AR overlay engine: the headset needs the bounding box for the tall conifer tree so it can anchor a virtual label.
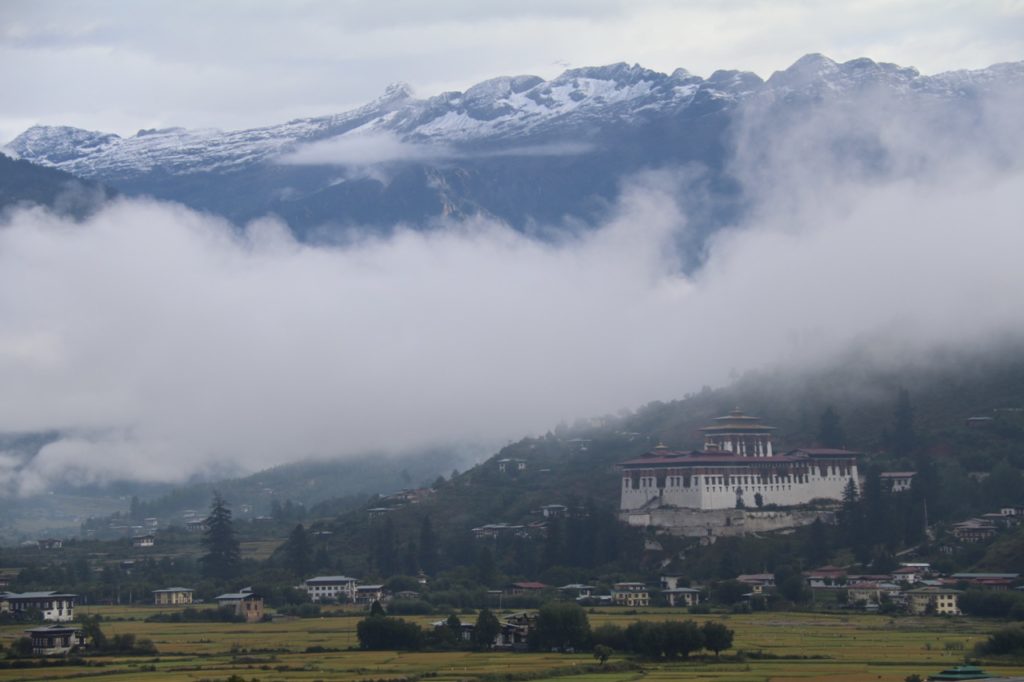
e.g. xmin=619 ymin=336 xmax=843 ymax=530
xmin=201 ymin=492 xmax=241 ymax=580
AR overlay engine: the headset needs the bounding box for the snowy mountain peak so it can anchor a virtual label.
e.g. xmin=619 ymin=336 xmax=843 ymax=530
xmin=9 ymin=55 xmax=1023 ymax=184
xmin=556 ymin=62 xmax=663 ymax=86
xmin=767 ymin=53 xmax=840 ymax=87
xmin=8 ymin=125 xmax=121 ymax=165
xmin=380 ymin=82 xmax=415 ymax=102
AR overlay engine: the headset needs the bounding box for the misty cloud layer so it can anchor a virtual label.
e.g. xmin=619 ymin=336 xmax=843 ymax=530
xmin=1 ymin=87 xmax=1023 ymax=495
xmin=279 ymin=130 xmax=594 ymax=167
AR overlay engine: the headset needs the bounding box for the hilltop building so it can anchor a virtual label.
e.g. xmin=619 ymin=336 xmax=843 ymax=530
xmin=619 ymin=409 xmax=860 ymax=536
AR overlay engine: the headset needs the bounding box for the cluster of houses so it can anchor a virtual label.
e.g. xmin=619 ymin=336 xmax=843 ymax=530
xmin=6 ymin=561 xmax=1020 ymax=656
xmin=948 ymin=506 xmax=1024 ymax=544
xmin=366 ymin=487 xmax=435 ymax=520
xmin=431 ymin=611 xmax=535 ymax=649
xmin=735 ymin=564 xmax=1022 ymax=615
xmin=470 ymin=503 xmax=574 ymax=541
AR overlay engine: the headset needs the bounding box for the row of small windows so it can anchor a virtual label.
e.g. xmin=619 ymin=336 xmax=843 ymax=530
xmin=625 ymin=467 xmax=853 ymax=490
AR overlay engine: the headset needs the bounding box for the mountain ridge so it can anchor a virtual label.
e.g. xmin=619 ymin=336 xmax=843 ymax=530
xmin=5 ymin=54 xmax=1022 ymax=241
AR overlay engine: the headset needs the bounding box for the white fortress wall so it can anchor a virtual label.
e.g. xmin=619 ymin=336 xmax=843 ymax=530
xmin=621 ymin=464 xmax=858 ymax=511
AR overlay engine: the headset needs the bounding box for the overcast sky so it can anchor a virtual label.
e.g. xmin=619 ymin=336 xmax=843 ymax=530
xmin=1 ymin=0 xmax=1022 ymax=142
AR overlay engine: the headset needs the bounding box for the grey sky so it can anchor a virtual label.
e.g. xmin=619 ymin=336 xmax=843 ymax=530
xmin=1 ymin=0 xmax=1022 ymax=142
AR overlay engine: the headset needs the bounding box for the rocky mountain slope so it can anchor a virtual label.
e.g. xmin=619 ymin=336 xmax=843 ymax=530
xmin=5 ymin=55 xmax=1022 ymax=240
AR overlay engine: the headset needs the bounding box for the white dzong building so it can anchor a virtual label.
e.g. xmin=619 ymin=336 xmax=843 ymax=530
xmin=619 ymin=409 xmax=859 ymax=512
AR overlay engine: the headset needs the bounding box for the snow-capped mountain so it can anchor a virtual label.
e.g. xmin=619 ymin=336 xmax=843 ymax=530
xmin=6 ymin=54 xmax=1022 ymax=239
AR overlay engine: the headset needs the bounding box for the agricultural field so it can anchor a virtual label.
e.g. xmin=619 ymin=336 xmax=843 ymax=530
xmin=1 ymin=607 xmax=1023 ymax=682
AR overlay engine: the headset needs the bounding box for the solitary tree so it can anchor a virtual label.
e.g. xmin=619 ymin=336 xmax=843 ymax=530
xmin=284 ymin=523 xmax=312 ymax=577
xmin=446 ymin=612 xmax=462 ymax=640
xmin=593 ymin=643 xmax=613 ymax=665
xmin=701 ymin=621 xmax=734 ymax=657
xmin=473 ymin=608 xmax=501 ymax=650
xmin=200 ymin=492 xmax=241 ymax=580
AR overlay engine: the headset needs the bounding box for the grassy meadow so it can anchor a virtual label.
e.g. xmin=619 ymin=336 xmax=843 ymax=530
xmin=1 ymin=607 xmax=1022 ymax=681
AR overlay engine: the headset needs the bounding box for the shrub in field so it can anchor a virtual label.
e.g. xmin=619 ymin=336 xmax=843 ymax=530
xmin=356 ymin=615 xmax=424 ymax=650
xmin=530 ymin=601 xmax=591 ymax=652
xmin=275 ymin=603 xmax=321 ymax=618
xmin=591 ymin=623 xmax=627 ymax=651
xmin=975 ymin=625 xmax=1024 ymax=657
xmin=959 ymin=590 xmax=1024 ymax=619
xmin=145 ymin=606 xmax=243 ymax=623
xmin=386 ymin=599 xmax=434 ymax=615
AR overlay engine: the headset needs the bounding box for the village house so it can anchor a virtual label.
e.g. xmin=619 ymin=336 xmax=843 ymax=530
xmin=980 ymin=511 xmax=1022 ymax=529
xmin=354 ymin=584 xmax=385 ymax=605
xmin=132 ymin=534 xmax=155 ymax=548
xmin=891 ymin=564 xmax=929 ymax=585
xmin=301 ymin=575 xmax=358 ymax=603
xmin=663 ymin=587 xmax=702 ymax=607
xmin=539 ymin=504 xmax=569 ymax=518
xmin=432 ymin=618 xmax=476 ymax=642
xmin=804 ymin=566 xmax=847 ymax=588
xmin=498 ymin=612 xmax=536 ymax=649
xmin=906 ymin=586 xmax=962 ymax=615
xmin=505 ymin=581 xmax=549 ymax=596
xmin=880 ymin=472 xmax=915 ymax=493
xmin=185 ymin=519 xmax=207 ymax=532
xmin=947 ymin=573 xmax=1020 ymax=590
xmin=846 ymin=582 xmax=901 ymax=607
xmin=25 ymin=624 xmax=85 ymax=655
xmin=951 ymin=519 xmax=998 ymax=543
xmin=558 ymin=583 xmax=594 ymax=600
xmin=736 ymin=573 xmax=775 ymax=594
xmin=611 ymin=582 xmax=650 ymax=607
xmin=966 ymin=416 xmax=995 ymax=428
xmin=497 ymin=458 xmax=527 ymax=473
xmin=0 ymin=591 xmax=77 ymax=622
xmin=153 ymin=587 xmax=194 ymax=606
xmin=384 ymin=488 xmax=433 ymax=505
xmin=367 ymin=507 xmax=393 ymax=520
xmin=392 ymin=590 xmax=422 ymax=601
xmin=37 ymin=538 xmax=63 ymax=550
xmin=472 ymin=523 xmax=530 ymax=540
xmin=214 ymin=588 xmax=264 ymax=622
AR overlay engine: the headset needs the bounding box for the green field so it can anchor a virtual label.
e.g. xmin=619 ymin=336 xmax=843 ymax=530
xmin=1 ymin=608 xmax=1022 ymax=681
